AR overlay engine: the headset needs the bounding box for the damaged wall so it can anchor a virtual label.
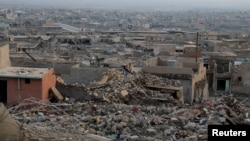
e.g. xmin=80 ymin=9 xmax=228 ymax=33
xmin=42 ymin=69 xmax=57 ymax=100
xmin=56 ymin=84 xmax=90 ymax=101
xmin=209 ymin=59 xmax=233 ymax=93
xmin=191 ymin=63 xmax=209 ymax=102
xmin=142 ymin=62 xmax=208 ymax=104
xmin=232 ymin=62 xmax=250 ymax=94
xmin=142 ymin=57 xmax=158 ymax=66
xmin=61 ymin=67 xmax=108 ymax=86
xmin=54 ymin=63 xmax=74 ymax=75
xmin=142 ymin=66 xmax=194 ymax=77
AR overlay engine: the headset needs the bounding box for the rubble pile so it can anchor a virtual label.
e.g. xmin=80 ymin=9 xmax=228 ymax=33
xmin=142 ymin=73 xmax=182 ymax=87
xmin=8 ymin=96 xmax=250 ymax=141
xmin=87 ymin=70 xmax=181 ymax=106
xmin=134 ymin=54 xmax=152 ymax=67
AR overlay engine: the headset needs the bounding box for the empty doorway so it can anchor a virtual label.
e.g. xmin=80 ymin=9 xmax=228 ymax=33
xmin=217 ymin=79 xmax=226 ymax=91
xmin=0 ymin=80 xmax=7 ymax=104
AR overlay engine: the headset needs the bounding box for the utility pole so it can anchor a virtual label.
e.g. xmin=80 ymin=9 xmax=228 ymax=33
xmin=196 ymin=32 xmax=199 ymax=63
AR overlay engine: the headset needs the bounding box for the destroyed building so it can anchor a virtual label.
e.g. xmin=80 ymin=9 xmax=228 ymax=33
xmin=0 ymin=6 xmax=250 ymax=141
xmin=142 ymin=56 xmax=209 ymax=104
xmin=203 ymin=47 xmax=250 ymax=95
xmin=203 ymin=52 xmax=235 ymax=94
xmin=232 ymin=62 xmax=250 ymax=94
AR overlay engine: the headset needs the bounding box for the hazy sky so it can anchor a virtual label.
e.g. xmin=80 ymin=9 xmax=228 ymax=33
xmin=1 ymin=0 xmax=250 ymax=10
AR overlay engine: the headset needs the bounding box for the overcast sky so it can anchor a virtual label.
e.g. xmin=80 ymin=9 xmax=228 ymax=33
xmin=1 ymin=0 xmax=250 ymax=10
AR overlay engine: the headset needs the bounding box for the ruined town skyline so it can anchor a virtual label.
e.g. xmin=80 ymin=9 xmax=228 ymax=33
xmin=1 ymin=2 xmax=250 ymax=140
xmin=1 ymin=0 xmax=250 ymax=11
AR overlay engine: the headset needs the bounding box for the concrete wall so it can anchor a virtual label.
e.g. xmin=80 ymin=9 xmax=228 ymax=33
xmin=0 ymin=44 xmax=11 ymax=69
xmin=42 ymin=69 xmax=57 ymax=100
xmin=142 ymin=63 xmax=208 ymax=104
xmin=180 ymin=47 xmax=201 ymax=58
xmin=232 ymin=62 xmax=250 ymax=94
xmin=0 ymin=69 xmax=56 ymax=105
xmin=142 ymin=66 xmax=194 ymax=76
xmin=153 ymin=44 xmax=176 ymax=56
xmin=54 ymin=63 xmax=74 ymax=74
xmin=182 ymin=66 xmax=208 ymax=104
xmin=6 ymin=78 xmax=42 ymax=105
xmin=191 ymin=63 xmax=209 ymax=103
xmin=158 ymin=57 xmax=167 ymax=66
xmin=56 ymin=84 xmax=90 ymax=101
xmin=197 ymin=63 xmax=206 ymax=77
xmin=10 ymin=58 xmax=52 ymax=68
xmin=142 ymin=56 xmax=208 ymax=104
xmin=181 ymin=80 xmax=192 ymax=103
xmin=142 ymin=57 xmax=158 ymax=66
xmin=61 ymin=67 xmax=108 ymax=86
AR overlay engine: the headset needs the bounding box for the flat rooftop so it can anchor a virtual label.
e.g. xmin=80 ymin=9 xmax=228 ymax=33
xmin=0 ymin=67 xmax=50 ymax=79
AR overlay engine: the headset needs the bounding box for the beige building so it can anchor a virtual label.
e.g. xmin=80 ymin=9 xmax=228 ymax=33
xmin=0 ymin=44 xmax=11 ymax=69
xmin=142 ymin=56 xmax=209 ymax=104
xmin=203 ymin=52 xmax=235 ymax=94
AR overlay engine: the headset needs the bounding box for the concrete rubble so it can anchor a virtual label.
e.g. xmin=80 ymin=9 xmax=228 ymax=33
xmin=1 ymin=5 xmax=250 ymax=141
xmin=86 ymin=69 xmax=183 ymax=105
xmin=7 ymin=95 xmax=250 ymax=141
xmin=6 ymin=69 xmax=250 ymax=141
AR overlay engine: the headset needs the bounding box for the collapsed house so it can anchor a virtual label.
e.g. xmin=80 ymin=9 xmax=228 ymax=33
xmin=203 ymin=52 xmax=235 ymax=94
xmin=142 ymin=56 xmax=209 ymax=104
xmin=204 ymin=51 xmax=250 ymax=95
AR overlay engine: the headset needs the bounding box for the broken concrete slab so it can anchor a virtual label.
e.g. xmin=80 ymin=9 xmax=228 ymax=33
xmin=50 ymin=87 xmax=64 ymax=101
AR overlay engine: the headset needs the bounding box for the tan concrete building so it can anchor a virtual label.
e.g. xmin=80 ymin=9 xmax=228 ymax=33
xmin=0 ymin=44 xmax=11 ymax=69
xmin=204 ymin=51 xmax=250 ymax=95
xmin=142 ymin=56 xmax=209 ymax=104
xmin=203 ymin=52 xmax=236 ymax=94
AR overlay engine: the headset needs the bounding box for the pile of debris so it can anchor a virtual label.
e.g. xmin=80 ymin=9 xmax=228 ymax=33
xmin=4 ymin=69 xmax=250 ymax=141
xmin=7 ymin=95 xmax=250 ymax=141
xmin=142 ymin=73 xmax=182 ymax=87
xmin=86 ymin=69 xmax=182 ymax=106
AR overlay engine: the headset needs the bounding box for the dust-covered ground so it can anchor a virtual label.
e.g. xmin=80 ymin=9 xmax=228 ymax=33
xmin=7 ymin=70 xmax=250 ymax=141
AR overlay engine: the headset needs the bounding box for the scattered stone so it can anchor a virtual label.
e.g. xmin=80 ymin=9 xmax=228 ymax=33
xmin=85 ymin=134 xmax=112 ymax=141
xmin=128 ymin=135 xmax=139 ymax=141
xmin=146 ymin=128 xmax=157 ymax=135
xmin=5 ymin=71 xmax=250 ymax=141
